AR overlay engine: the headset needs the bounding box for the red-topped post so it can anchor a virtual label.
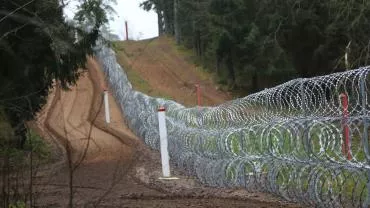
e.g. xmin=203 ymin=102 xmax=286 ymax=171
xmin=158 ymin=106 xmax=171 ymax=177
xmin=340 ymin=93 xmax=351 ymax=160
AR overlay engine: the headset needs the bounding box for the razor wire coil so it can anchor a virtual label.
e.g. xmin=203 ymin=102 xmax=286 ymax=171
xmin=96 ymin=45 xmax=370 ymax=208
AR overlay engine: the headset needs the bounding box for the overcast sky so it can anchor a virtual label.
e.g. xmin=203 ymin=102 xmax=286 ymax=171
xmin=64 ymin=0 xmax=158 ymax=40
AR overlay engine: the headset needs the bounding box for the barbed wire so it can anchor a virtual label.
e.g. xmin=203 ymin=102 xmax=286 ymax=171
xmin=95 ymin=44 xmax=370 ymax=208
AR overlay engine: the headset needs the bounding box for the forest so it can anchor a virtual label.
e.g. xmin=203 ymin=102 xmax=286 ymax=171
xmin=141 ymin=0 xmax=370 ymax=92
xmin=2 ymin=0 xmax=370 ymax=147
xmin=0 ymin=0 xmax=115 ymax=146
xmin=0 ymin=1 xmax=114 ymax=206
xmin=1 ymin=0 xmax=370 ymax=206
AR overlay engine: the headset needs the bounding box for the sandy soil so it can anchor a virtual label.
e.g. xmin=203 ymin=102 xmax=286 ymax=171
xmin=32 ymin=57 xmax=300 ymax=207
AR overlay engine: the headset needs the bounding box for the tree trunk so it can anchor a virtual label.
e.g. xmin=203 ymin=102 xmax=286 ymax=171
xmin=197 ymin=31 xmax=202 ymax=56
xmin=226 ymin=56 xmax=236 ymax=86
xmin=29 ymin=133 xmax=33 ymax=208
xmin=157 ymin=11 xmax=164 ymax=36
xmin=216 ymin=55 xmax=221 ymax=75
xmin=2 ymin=153 xmax=9 ymax=208
xmin=252 ymin=71 xmax=259 ymax=92
xmin=174 ymin=0 xmax=181 ymax=44
xmin=163 ymin=0 xmax=174 ymax=35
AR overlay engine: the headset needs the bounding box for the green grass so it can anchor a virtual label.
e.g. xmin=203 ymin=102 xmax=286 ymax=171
xmin=113 ymin=42 xmax=152 ymax=93
xmin=113 ymin=38 xmax=218 ymax=103
xmin=0 ymin=129 xmax=51 ymax=166
xmin=186 ymin=123 xmax=369 ymax=205
xmin=115 ymin=39 xmax=368 ymax=204
xmin=0 ymin=127 xmax=49 ymax=208
xmin=125 ymin=68 xmax=174 ymax=100
xmin=9 ymin=201 xmax=26 ymax=208
xmin=125 ymin=69 xmax=152 ymax=93
xmin=25 ymin=129 xmax=51 ymax=162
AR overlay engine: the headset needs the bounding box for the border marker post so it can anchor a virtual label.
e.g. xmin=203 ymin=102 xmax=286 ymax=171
xmin=157 ymin=107 xmax=178 ymax=180
xmin=104 ymin=90 xmax=111 ymax=124
xmin=340 ymin=93 xmax=351 ymax=160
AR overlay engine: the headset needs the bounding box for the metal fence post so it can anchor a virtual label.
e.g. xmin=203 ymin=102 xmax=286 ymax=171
xmin=301 ymin=79 xmax=311 ymax=157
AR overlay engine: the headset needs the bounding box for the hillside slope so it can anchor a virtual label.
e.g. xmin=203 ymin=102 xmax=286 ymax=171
xmin=113 ymin=36 xmax=231 ymax=107
xmin=32 ymin=58 xmax=298 ymax=207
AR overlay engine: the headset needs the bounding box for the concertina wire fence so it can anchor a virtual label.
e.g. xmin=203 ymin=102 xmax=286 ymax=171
xmin=95 ymin=44 xmax=370 ymax=207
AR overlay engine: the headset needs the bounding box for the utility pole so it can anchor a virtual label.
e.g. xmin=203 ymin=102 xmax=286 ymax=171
xmin=125 ymin=21 xmax=129 ymax=41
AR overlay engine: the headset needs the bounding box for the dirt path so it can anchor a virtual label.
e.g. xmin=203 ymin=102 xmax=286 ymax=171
xmin=33 ymin=58 xmax=300 ymax=207
xmin=114 ymin=37 xmax=232 ymax=107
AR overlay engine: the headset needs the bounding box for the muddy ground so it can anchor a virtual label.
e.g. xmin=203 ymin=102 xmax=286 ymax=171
xmin=32 ymin=57 xmax=300 ymax=207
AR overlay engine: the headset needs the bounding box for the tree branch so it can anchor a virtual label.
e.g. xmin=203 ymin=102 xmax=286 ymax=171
xmin=0 ymin=23 xmax=28 ymax=41
xmin=0 ymin=0 xmax=35 ymax=23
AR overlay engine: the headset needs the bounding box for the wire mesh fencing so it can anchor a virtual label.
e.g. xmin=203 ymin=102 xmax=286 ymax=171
xmin=95 ymin=45 xmax=370 ymax=207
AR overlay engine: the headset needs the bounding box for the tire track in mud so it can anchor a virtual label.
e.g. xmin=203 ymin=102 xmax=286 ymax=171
xmin=34 ymin=57 xmax=301 ymax=207
xmin=35 ymin=61 xmax=139 ymax=206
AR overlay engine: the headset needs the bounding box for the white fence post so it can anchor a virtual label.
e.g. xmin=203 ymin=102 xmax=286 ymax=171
xmin=104 ymin=90 xmax=111 ymax=124
xmin=158 ymin=107 xmax=171 ymax=178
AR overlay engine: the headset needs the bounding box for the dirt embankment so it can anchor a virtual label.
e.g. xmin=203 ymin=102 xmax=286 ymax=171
xmin=33 ymin=57 xmax=300 ymax=207
xmin=114 ymin=36 xmax=232 ymax=107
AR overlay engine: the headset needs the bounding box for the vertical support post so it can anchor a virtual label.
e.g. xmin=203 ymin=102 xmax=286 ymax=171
xmin=174 ymin=0 xmax=181 ymax=44
xmin=300 ymin=79 xmax=307 ymax=115
xmin=104 ymin=90 xmax=110 ymax=124
xmin=195 ymin=84 xmax=202 ymax=107
xmin=158 ymin=107 xmax=171 ymax=178
xmin=300 ymin=79 xmax=311 ymax=156
xmin=125 ymin=21 xmax=129 ymax=41
xmin=340 ymin=93 xmax=352 ymax=160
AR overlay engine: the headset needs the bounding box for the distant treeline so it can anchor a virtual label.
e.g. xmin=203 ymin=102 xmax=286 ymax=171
xmin=141 ymin=0 xmax=370 ymax=92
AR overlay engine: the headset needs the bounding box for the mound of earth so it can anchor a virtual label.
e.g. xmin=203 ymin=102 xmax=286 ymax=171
xmin=114 ymin=36 xmax=231 ymax=107
xmin=32 ymin=57 xmax=300 ymax=207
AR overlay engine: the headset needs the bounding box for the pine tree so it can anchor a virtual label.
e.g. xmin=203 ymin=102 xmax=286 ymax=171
xmin=0 ymin=0 xmax=115 ymax=146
